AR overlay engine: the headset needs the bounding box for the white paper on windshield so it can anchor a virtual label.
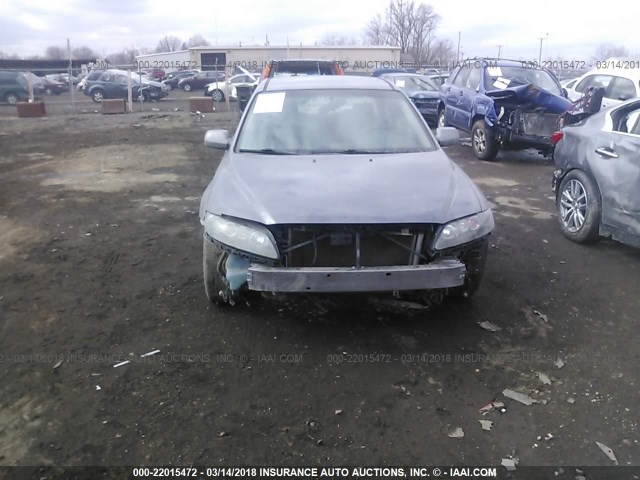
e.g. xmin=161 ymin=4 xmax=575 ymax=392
xmin=395 ymin=79 xmax=406 ymax=87
xmin=493 ymin=77 xmax=511 ymax=89
xmin=487 ymin=66 xmax=502 ymax=77
xmin=254 ymin=92 xmax=286 ymax=113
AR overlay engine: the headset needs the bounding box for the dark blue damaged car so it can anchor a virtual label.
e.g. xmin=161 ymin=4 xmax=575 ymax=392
xmin=438 ymin=58 xmax=572 ymax=160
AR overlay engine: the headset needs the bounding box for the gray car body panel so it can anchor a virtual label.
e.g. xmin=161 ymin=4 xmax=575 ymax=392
xmin=554 ymin=98 xmax=640 ymax=246
xmin=200 ymin=76 xmax=490 ymax=228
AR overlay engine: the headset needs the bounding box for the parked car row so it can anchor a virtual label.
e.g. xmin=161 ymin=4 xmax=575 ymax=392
xmin=0 ymin=71 xmax=74 ymax=104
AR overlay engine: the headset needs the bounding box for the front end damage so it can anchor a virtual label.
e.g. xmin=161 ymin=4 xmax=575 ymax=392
xmin=208 ymin=224 xmax=490 ymax=302
xmin=485 ymin=84 xmax=573 ymax=156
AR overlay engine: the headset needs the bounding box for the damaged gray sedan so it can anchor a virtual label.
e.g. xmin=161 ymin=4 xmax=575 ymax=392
xmin=199 ymin=76 xmax=495 ymax=305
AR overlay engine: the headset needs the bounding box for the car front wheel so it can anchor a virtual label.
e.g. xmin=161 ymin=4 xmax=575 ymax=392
xmin=211 ymin=89 xmax=224 ymax=102
xmin=471 ymin=119 xmax=499 ymax=161
xmin=5 ymin=92 xmax=19 ymax=105
xmin=165 ymin=83 xmax=172 ymax=91
xmin=91 ymin=90 xmax=104 ymax=103
xmin=557 ymin=170 xmax=601 ymax=243
xmin=183 ymin=84 xmax=192 ymax=92
xmin=437 ymin=109 xmax=447 ymax=128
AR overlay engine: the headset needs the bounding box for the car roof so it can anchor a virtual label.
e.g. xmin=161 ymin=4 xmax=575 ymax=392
xmin=259 ymin=75 xmax=395 ymax=92
xmin=584 ymin=68 xmax=640 ymax=81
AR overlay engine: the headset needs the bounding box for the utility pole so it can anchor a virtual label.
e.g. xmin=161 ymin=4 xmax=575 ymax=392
xmin=538 ymin=33 xmax=548 ymax=64
xmin=67 ymin=38 xmax=75 ymax=114
xmin=456 ymin=31 xmax=461 ymax=62
xmin=497 ymin=45 xmax=502 ymax=59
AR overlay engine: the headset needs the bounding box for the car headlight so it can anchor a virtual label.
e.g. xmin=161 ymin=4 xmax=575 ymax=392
xmin=433 ymin=209 xmax=494 ymax=250
xmin=204 ymin=213 xmax=279 ymax=259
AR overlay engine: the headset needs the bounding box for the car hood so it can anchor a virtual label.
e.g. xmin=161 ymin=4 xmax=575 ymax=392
xmin=200 ymin=150 xmax=488 ymax=225
xmin=485 ymin=83 xmax=572 ymax=114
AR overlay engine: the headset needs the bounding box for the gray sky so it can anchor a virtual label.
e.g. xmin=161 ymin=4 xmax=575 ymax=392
xmin=2 ymin=0 xmax=638 ymax=61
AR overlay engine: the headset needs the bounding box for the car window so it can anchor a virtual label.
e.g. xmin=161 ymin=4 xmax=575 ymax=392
xmin=576 ymin=74 xmax=613 ymax=93
xmin=99 ymin=72 xmax=114 ymax=82
xmin=235 ymin=89 xmax=436 ymax=155
xmin=115 ymin=75 xmax=128 ymax=84
xmin=452 ymin=67 xmax=470 ymax=87
xmin=608 ymin=77 xmax=636 ymax=101
xmin=630 ymin=111 xmax=640 ymax=135
xmin=392 ymin=75 xmax=438 ymax=91
xmin=484 ymin=66 xmax=562 ymax=95
xmin=466 ymin=67 xmax=481 ymax=90
xmin=231 ymin=75 xmax=249 ymax=84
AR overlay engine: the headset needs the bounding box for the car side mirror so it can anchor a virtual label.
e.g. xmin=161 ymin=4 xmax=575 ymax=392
xmin=562 ymin=88 xmax=568 ymax=98
xmin=435 ymin=127 xmax=460 ymax=147
xmin=204 ymin=129 xmax=230 ymax=150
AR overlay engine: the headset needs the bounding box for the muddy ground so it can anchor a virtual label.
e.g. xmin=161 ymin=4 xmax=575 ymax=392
xmin=0 ymin=111 xmax=638 ymax=472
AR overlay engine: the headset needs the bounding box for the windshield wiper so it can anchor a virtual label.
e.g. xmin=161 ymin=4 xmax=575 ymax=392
xmin=237 ymin=148 xmax=295 ymax=155
xmin=338 ymin=149 xmax=385 ymax=154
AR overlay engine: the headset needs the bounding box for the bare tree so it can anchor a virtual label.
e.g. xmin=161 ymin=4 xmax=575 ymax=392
xmin=45 ymin=46 xmax=66 ymax=60
xmin=364 ymin=13 xmax=388 ymax=46
xmin=593 ymin=43 xmax=629 ymax=61
xmin=409 ymin=4 xmax=439 ymax=63
xmin=387 ymin=0 xmax=415 ymax=53
xmin=156 ymin=36 xmax=182 ymax=53
xmin=321 ymin=34 xmax=357 ymax=46
xmin=187 ymin=35 xmax=210 ymax=48
xmin=72 ymin=46 xmax=96 ymax=60
xmin=427 ymin=38 xmax=455 ymax=66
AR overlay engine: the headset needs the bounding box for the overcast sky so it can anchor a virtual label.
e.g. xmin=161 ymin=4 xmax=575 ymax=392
xmin=2 ymin=0 xmax=639 ymax=62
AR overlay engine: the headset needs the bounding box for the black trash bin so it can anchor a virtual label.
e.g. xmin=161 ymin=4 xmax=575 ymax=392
xmin=236 ymin=85 xmax=253 ymax=112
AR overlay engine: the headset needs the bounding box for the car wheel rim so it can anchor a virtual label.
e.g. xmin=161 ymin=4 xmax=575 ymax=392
xmin=473 ymin=128 xmax=485 ymax=154
xmin=94 ymin=92 xmax=103 ymax=101
xmin=7 ymin=95 xmax=17 ymax=105
xmin=438 ymin=113 xmax=445 ymax=127
xmin=212 ymin=91 xmax=222 ymax=101
xmin=560 ymin=179 xmax=588 ymax=233
xmin=184 ymin=85 xmax=191 ymax=91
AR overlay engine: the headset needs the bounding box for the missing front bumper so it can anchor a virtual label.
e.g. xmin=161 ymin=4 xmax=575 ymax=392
xmin=247 ymin=259 xmax=466 ymax=293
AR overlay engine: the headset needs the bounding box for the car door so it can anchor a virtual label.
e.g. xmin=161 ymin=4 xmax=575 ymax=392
xmin=444 ymin=66 xmax=470 ymax=129
xmin=590 ymin=102 xmax=640 ymax=235
xmin=459 ymin=66 xmax=481 ymax=130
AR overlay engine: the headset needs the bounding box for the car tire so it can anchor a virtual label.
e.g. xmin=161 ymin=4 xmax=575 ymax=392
xmin=91 ymin=90 xmax=104 ymax=103
xmin=471 ymin=119 xmax=499 ymax=161
xmin=437 ymin=109 xmax=447 ymax=128
xmin=203 ymin=239 xmax=230 ymax=305
xmin=183 ymin=83 xmax=192 ymax=92
xmin=557 ymin=169 xmax=601 ymax=244
xmin=5 ymin=92 xmax=19 ymax=105
xmin=137 ymin=91 xmax=150 ymax=102
xmin=211 ymin=89 xmax=224 ymax=102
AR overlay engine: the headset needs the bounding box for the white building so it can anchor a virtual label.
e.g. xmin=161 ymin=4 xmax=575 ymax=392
xmin=136 ymin=46 xmax=402 ymax=73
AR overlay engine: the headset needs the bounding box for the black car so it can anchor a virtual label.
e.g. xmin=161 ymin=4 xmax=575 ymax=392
xmin=552 ymin=97 xmax=640 ymax=247
xmin=42 ymin=77 xmax=68 ymax=95
xmin=84 ymin=70 xmax=168 ymax=103
xmin=380 ymin=73 xmax=440 ymax=124
xmin=0 ymin=71 xmax=34 ymax=104
xmin=178 ymin=71 xmax=225 ymax=92
xmin=162 ymin=70 xmax=198 ymax=90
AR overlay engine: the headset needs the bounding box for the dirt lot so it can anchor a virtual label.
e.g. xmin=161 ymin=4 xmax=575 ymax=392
xmin=0 ymin=110 xmax=639 ymax=471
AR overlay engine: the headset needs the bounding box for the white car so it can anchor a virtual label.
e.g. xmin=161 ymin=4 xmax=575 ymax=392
xmin=565 ymin=68 xmax=640 ymax=109
xmin=560 ymin=77 xmax=579 ymax=89
xmin=204 ymin=73 xmax=258 ymax=102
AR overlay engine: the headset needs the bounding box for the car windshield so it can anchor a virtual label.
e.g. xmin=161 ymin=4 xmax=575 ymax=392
xmin=235 ymin=89 xmax=436 ymax=155
xmin=393 ymin=76 xmax=439 ymax=91
xmin=485 ymin=66 xmax=561 ymax=95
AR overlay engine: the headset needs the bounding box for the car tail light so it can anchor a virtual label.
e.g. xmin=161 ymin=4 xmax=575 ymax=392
xmin=551 ymin=131 xmax=563 ymax=146
xmin=335 ymin=62 xmax=344 ymax=75
xmin=263 ymin=63 xmax=272 ymax=78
